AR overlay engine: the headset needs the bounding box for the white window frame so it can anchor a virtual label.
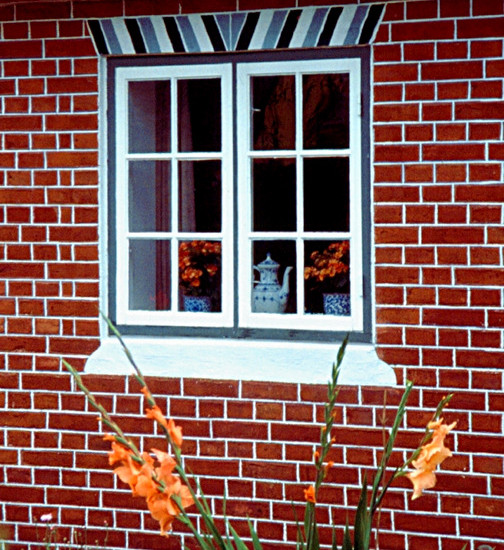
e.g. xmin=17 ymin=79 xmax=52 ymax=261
xmin=237 ymin=58 xmax=364 ymax=332
xmin=114 ymin=63 xmax=234 ymax=328
xmin=112 ymin=55 xmax=366 ymax=336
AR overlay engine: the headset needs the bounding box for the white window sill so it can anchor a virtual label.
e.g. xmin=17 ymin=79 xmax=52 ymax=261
xmin=85 ymin=337 xmax=396 ymax=386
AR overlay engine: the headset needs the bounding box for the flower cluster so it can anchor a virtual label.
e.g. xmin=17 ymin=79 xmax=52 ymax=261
xmin=304 ymin=240 xmax=350 ymax=293
xmin=104 ymin=393 xmax=193 ymax=535
xmin=179 ymin=240 xmax=221 ymax=297
xmin=406 ymin=418 xmax=457 ymax=500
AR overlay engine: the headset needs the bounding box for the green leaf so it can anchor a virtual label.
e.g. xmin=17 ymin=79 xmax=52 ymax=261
xmin=229 ymin=525 xmax=250 ymax=550
xmin=247 ymin=519 xmax=263 ymax=550
xmin=342 ymin=522 xmax=353 ymax=550
xmin=353 ymin=475 xmax=370 ymax=550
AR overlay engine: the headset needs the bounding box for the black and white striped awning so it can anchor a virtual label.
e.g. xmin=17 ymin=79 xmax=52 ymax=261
xmin=88 ymin=4 xmax=384 ymax=55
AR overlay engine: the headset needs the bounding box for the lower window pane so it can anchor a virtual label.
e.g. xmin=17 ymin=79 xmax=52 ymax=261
xmin=304 ymin=240 xmax=350 ymax=316
xmin=179 ymin=240 xmax=221 ymax=312
xmin=252 ymin=241 xmax=296 ymax=314
xmin=129 ymin=240 xmax=171 ymax=311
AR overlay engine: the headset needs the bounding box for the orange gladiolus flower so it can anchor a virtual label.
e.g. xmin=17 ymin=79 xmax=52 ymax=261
xmin=146 ymin=405 xmax=169 ymax=431
xmin=304 ymin=485 xmax=316 ymax=504
xmin=168 ymin=418 xmax=183 ymax=448
xmin=406 ymin=418 xmax=456 ymax=500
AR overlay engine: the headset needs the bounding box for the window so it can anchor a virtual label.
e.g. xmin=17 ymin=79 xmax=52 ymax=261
xmin=108 ymin=49 xmax=371 ymax=341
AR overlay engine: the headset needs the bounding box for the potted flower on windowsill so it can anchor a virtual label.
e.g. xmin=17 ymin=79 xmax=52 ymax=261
xmin=304 ymin=240 xmax=350 ymax=315
xmin=179 ymin=240 xmax=221 ymax=312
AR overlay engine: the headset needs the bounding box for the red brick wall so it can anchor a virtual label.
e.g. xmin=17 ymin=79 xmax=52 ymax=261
xmin=0 ymin=1 xmax=503 ymax=549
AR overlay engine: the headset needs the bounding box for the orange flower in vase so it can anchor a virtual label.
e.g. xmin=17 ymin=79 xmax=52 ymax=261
xmin=304 ymin=241 xmax=350 ymax=315
xmin=179 ymin=240 xmax=221 ymax=312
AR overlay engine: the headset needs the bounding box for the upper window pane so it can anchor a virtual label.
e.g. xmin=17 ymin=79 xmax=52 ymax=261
xmin=303 ymin=74 xmax=349 ymax=149
xmin=178 ymin=79 xmax=221 ymax=152
xmin=252 ymin=75 xmax=295 ymax=151
xmin=128 ymin=80 xmax=171 ymax=154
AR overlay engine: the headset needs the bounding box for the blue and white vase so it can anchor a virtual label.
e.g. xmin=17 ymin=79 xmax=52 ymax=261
xmin=183 ymin=295 xmax=212 ymax=312
xmin=323 ymin=293 xmax=350 ymax=316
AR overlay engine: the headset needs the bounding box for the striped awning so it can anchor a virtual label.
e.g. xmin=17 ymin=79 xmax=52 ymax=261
xmin=88 ymin=4 xmax=384 ymax=55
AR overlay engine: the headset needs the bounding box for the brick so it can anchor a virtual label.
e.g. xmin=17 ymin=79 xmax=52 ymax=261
xmin=438 ymin=288 xmax=467 ymax=305
xmin=422 ymin=61 xmax=482 ymax=80
xmin=375 ymin=227 xmax=419 ymax=244
xmin=469 ymin=122 xmax=501 ymax=140
xmin=455 ymin=100 xmax=504 ymax=120
xmin=469 ymin=163 xmax=501 ymax=181
xmin=470 ymin=288 xmax=501 ymax=306
xmin=375 ymin=144 xmax=419 ymax=162
xmin=405 ymin=327 xmax=436 ymax=346
xmin=73 ymin=1 xmax=124 ymax=18
xmin=405 ymin=246 xmax=435 ymax=264
xmin=406 ymin=287 xmax=436 ymax=305
xmin=405 ymin=163 xmax=433 ymax=182
xmin=435 ymin=164 xmax=466 ymax=182
xmin=375 ymin=246 xmax=402 ymax=264
xmin=46 ymin=114 xmax=98 ymax=131
xmin=374 ymin=63 xmax=419 ymax=83
xmin=436 ymin=123 xmax=465 ymax=141
xmin=458 ymin=16 xmax=504 ymax=38
xmin=373 ymin=44 xmax=401 ymax=62
xmin=437 ymin=205 xmax=466 ymax=223
xmin=0 ymin=115 xmax=43 ymax=132
xmin=422 ymin=103 xmax=452 ymax=121
xmin=422 ymin=227 xmax=483 ymax=244
xmin=374 ymin=165 xmax=403 ymax=184
xmin=456 ymin=268 xmax=504 ymax=286
xmin=405 ymin=82 xmax=435 ymax=100
xmin=422 ymin=267 xmax=452 ymax=284
xmin=375 ymin=266 xmax=419 ymax=284
xmin=46 ymin=76 xmax=97 ymax=94
xmin=470 ymin=246 xmax=501 ymax=265
xmin=471 ymin=79 xmax=502 ymax=98
xmin=404 ymin=41 xmax=435 ymax=60
xmin=423 ymin=143 xmax=485 ymax=161
xmin=457 ymin=183 xmax=504 ymax=202
xmin=423 ymin=308 xmax=485 ymax=327
xmin=0 ymin=40 xmax=42 ymax=59
xmin=376 ymin=307 xmax=419 ymax=325
xmin=437 ymin=82 xmax=471 ymax=101
xmin=422 ymin=347 xmax=453 ymax=366
xmin=471 ymin=330 xmax=501 ymax=349
xmin=377 ymin=346 xmax=420 ymax=365
xmin=391 ymin=20 xmax=454 ymax=42
xmin=405 ymin=205 xmax=434 ymax=224
xmin=436 ymin=41 xmax=468 ymax=60
xmin=375 ymin=104 xmax=420 ymax=123
xmin=375 ymin=287 xmax=404 ymax=304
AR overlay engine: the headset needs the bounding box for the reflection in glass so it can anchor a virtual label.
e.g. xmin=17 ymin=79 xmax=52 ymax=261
xmin=129 ymin=161 xmax=171 ymax=232
xmin=252 ymin=75 xmax=295 ymax=150
xmin=252 ymin=241 xmax=296 ymax=314
xmin=304 ymin=240 xmax=350 ymax=315
xmin=303 ymin=157 xmax=349 ymax=232
xmin=179 ymin=160 xmax=221 ymax=232
xmin=178 ymin=79 xmax=221 ymax=152
xmin=252 ymin=158 xmax=296 ymax=232
xmin=303 ymin=74 xmax=349 ymax=149
xmin=128 ymin=80 xmax=171 ymax=154
xmin=178 ymin=240 xmax=222 ymax=312
xmin=129 ymin=239 xmax=171 ymax=311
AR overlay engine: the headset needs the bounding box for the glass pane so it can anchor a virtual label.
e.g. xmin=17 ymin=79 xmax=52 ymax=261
xmin=129 ymin=161 xmax=171 ymax=232
xmin=179 ymin=240 xmax=221 ymax=312
xmin=129 ymin=240 xmax=171 ymax=311
xmin=178 ymin=79 xmax=221 ymax=152
xmin=252 ymin=241 xmax=296 ymax=314
xmin=303 ymin=74 xmax=349 ymax=149
xmin=252 ymin=158 xmax=296 ymax=232
xmin=303 ymin=157 xmax=349 ymax=232
xmin=128 ymin=80 xmax=171 ymax=153
xmin=304 ymin=240 xmax=350 ymax=316
xmin=252 ymin=75 xmax=295 ymax=150
xmin=178 ymin=160 xmax=221 ymax=232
